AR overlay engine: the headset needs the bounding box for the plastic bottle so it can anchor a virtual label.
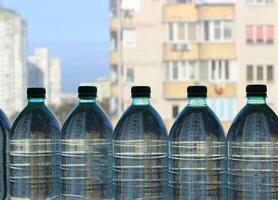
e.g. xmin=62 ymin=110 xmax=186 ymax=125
xmin=8 ymin=88 xmax=61 ymax=199
xmin=227 ymin=85 xmax=278 ymax=199
xmin=61 ymin=86 xmax=113 ymax=199
xmin=169 ymin=86 xmax=226 ymax=199
xmin=113 ymin=86 xmax=169 ymax=199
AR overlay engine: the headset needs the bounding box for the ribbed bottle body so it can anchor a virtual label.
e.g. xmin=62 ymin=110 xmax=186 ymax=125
xmin=227 ymin=104 xmax=278 ymax=199
xmin=169 ymin=106 xmax=226 ymax=200
xmin=9 ymin=103 xmax=61 ymax=200
xmin=61 ymin=103 xmax=113 ymax=199
xmin=113 ymin=105 xmax=169 ymax=199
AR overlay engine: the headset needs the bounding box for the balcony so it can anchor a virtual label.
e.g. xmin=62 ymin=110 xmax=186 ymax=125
xmin=163 ymin=4 xmax=198 ymax=21
xmin=198 ymin=4 xmax=235 ymax=20
xmin=199 ymin=43 xmax=236 ymax=59
xmin=163 ymin=81 xmax=196 ymax=99
xmin=207 ymin=83 xmax=237 ymax=97
xmin=163 ymin=81 xmax=237 ymax=99
xmin=110 ymin=17 xmax=119 ymax=30
xmin=110 ymin=51 xmax=119 ymax=64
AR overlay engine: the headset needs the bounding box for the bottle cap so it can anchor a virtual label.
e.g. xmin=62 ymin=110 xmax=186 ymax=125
xmin=131 ymin=86 xmax=151 ymax=98
xmin=246 ymin=84 xmax=267 ymax=97
xmin=27 ymin=88 xmax=46 ymax=98
xmin=78 ymin=86 xmax=97 ymax=98
xmin=187 ymin=86 xmax=207 ymax=97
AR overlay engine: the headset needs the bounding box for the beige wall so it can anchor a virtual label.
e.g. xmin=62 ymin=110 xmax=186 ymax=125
xmin=236 ymin=1 xmax=278 ymax=112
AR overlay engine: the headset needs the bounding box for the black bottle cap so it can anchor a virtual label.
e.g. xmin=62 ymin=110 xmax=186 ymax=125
xmin=131 ymin=86 xmax=151 ymax=98
xmin=187 ymin=86 xmax=207 ymax=97
xmin=78 ymin=86 xmax=97 ymax=98
xmin=27 ymin=88 xmax=46 ymax=98
xmin=246 ymin=84 xmax=267 ymax=97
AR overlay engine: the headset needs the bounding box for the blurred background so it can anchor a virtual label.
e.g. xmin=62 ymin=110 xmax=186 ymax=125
xmin=0 ymin=0 xmax=277 ymax=132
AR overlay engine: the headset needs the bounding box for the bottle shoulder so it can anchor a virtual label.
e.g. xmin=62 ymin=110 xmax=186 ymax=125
xmin=0 ymin=109 xmax=11 ymax=131
xmin=61 ymin=104 xmax=113 ymax=139
xmin=227 ymin=104 xmax=278 ymax=141
xmin=169 ymin=106 xmax=225 ymax=142
xmin=114 ymin=105 xmax=168 ymax=140
xmin=11 ymin=104 xmax=61 ymax=138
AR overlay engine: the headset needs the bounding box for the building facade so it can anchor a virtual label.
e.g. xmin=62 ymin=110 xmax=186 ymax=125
xmin=236 ymin=0 xmax=278 ymax=111
xmin=0 ymin=6 xmax=26 ymax=117
xmin=110 ymin=0 xmax=237 ymax=131
xmin=28 ymin=48 xmax=62 ymax=106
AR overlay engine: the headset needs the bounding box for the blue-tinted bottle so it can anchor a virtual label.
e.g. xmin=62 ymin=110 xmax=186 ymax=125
xmin=0 ymin=109 xmax=10 ymax=200
xmin=8 ymin=88 xmax=61 ymax=199
xmin=113 ymin=86 xmax=169 ymax=199
xmin=61 ymin=86 xmax=113 ymax=199
xmin=227 ymin=85 xmax=278 ymax=199
xmin=169 ymin=86 xmax=227 ymax=199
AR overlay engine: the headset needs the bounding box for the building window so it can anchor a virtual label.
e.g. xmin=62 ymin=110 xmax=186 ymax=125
xmin=203 ymin=20 xmax=233 ymax=42
xmin=167 ymin=22 xmax=197 ymax=43
xmin=172 ymin=105 xmax=179 ymax=118
xmin=111 ymin=65 xmax=118 ymax=84
xmin=246 ymin=0 xmax=273 ymax=5
xmin=246 ymin=64 xmax=274 ymax=82
xmin=127 ymin=68 xmax=134 ymax=82
xmin=246 ymin=25 xmax=274 ymax=44
xmin=246 ymin=65 xmax=253 ymax=81
xmin=122 ymin=29 xmax=136 ymax=47
xmin=267 ymin=65 xmax=274 ymax=81
xmin=166 ymin=61 xmax=197 ymax=81
xmin=207 ymin=98 xmax=235 ymax=121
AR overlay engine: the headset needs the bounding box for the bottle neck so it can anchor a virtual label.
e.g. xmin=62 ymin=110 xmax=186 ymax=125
xmin=247 ymin=96 xmax=266 ymax=105
xmin=188 ymin=97 xmax=207 ymax=107
xmin=132 ymin=97 xmax=150 ymax=106
xmin=79 ymin=98 xmax=97 ymax=104
xmin=28 ymin=98 xmax=45 ymax=104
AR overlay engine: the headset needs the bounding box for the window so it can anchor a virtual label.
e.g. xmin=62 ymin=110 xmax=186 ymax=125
xmin=256 ymin=26 xmax=264 ymax=43
xmin=266 ymin=26 xmax=274 ymax=44
xmin=246 ymin=64 xmax=274 ymax=82
xmin=210 ymin=60 xmax=231 ymax=81
xmin=203 ymin=21 xmax=233 ymax=42
xmin=111 ymin=65 xmax=118 ymax=84
xmin=166 ymin=61 xmax=197 ymax=81
xmin=246 ymin=25 xmax=274 ymax=44
xmin=247 ymin=65 xmax=253 ymax=81
xmin=257 ymin=65 xmax=264 ymax=80
xmin=267 ymin=65 xmax=274 ymax=81
xmin=207 ymin=98 xmax=235 ymax=121
xmin=246 ymin=0 xmax=273 ymax=5
xmin=127 ymin=68 xmax=134 ymax=82
xmin=167 ymin=22 xmax=197 ymax=43
xmin=172 ymin=105 xmax=179 ymax=118
xmin=122 ymin=29 xmax=136 ymax=47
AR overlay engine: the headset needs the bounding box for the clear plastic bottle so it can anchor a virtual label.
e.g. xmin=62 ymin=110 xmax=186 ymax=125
xmin=227 ymin=85 xmax=278 ymax=199
xmin=113 ymin=86 xmax=169 ymax=199
xmin=61 ymin=86 xmax=113 ymax=199
xmin=169 ymin=86 xmax=227 ymax=200
xmin=0 ymin=109 xmax=10 ymax=200
xmin=8 ymin=88 xmax=61 ymax=200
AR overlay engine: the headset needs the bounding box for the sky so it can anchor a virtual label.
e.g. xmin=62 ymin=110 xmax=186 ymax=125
xmin=4 ymin=0 xmax=110 ymax=93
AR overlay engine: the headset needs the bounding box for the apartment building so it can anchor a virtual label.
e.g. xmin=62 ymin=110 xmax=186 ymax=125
xmin=28 ymin=48 xmax=62 ymax=107
xmin=110 ymin=0 xmax=167 ymax=124
xmin=0 ymin=6 xmax=26 ymax=117
xmin=236 ymin=0 xmax=278 ymax=111
xmin=110 ymin=0 xmax=237 ymax=131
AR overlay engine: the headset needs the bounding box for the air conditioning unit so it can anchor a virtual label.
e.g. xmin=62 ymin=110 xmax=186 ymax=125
xmin=171 ymin=43 xmax=191 ymax=51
